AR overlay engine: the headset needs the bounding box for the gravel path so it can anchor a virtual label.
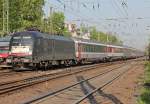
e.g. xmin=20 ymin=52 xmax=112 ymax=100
xmin=0 ymin=60 xmax=144 ymax=104
xmin=101 ymin=61 xmax=144 ymax=104
xmin=0 ymin=62 xmax=123 ymax=104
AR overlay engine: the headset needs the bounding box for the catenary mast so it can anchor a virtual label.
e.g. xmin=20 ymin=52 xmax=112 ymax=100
xmin=3 ymin=0 xmax=9 ymax=33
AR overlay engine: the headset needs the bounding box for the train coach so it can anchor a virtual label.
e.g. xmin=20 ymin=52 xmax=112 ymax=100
xmin=0 ymin=36 xmax=11 ymax=64
xmin=6 ymin=30 xmax=143 ymax=70
xmin=73 ymin=38 xmax=143 ymax=63
xmin=73 ymin=38 xmax=124 ymax=62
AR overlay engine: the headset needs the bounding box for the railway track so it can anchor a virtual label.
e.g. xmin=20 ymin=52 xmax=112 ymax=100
xmin=0 ymin=70 xmax=35 ymax=78
xmin=0 ymin=65 xmax=12 ymax=70
xmin=0 ymin=71 xmax=15 ymax=76
xmin=0 ymin=65 xmax=30 ymax=77
xmin=0 ymin=61 xmax=127 ymax=96
xmin=22 ymin=61 xmax=139 ymax=104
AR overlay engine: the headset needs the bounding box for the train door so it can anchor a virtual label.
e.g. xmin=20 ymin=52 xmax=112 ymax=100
xmin=78 ymin=43 xmax=81 ymax=60
xmin=107 ymin=47 xmax=113 ymax=53
xmin=52 ymin=39 xmax=55 ymax=60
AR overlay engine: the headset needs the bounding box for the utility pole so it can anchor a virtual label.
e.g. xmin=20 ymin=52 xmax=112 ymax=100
xmin=107 ymin=32 xmax=109 ymax=43
xmin=6 ymin=0 xmax=9 ymax=33
xmin=50 ymin=6 xmax=53 ymax=34
xmin=3 ymin=0 xmax=5 ymax=32
xmin=148 ymin=43 xmax=150 ymax=61
xmin=98 ymin=32 xmax=100 ymax=41
xmin=3 ymin=0 xmax=9 ymax=34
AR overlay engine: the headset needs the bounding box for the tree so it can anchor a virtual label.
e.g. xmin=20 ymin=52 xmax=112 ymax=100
xmin=47 ymin=12 xmax=65 ymax=35
xmin=0 ymin=0 xmax=3 ymax=32
xmin=90 ymin=26 xmax=122 ymax=45
xmin=90 ymin=27 xmax=98 ymax=40
xmin=9 ymin=0 xmax=22 ymax=32
xmin=0 ymin=0 xmax=45 ymax=34
xmin=21 ymin=0 xmax=45 ymax=30
xmin=63 ymin=27 xmax=71 ymax=37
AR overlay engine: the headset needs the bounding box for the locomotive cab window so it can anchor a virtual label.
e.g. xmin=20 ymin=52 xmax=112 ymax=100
xmin=12 ymin=36 xmax=21 ymax=46
xmin=22 ymin=36 xmax=32 ymax=46
xmin=12 ymin=36 xmax=33 ymax=46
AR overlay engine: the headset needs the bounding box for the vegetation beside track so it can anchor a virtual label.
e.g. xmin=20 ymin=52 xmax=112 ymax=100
xmin=138 ymin=62 xmax=150 ymax=104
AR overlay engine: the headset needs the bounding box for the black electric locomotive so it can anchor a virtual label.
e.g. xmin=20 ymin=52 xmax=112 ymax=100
xmin=7 ymin=31 xmax=76 ymax=69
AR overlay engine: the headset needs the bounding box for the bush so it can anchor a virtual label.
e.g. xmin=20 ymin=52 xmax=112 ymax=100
xmin=138 ymin=62 xmax=150 ymax=104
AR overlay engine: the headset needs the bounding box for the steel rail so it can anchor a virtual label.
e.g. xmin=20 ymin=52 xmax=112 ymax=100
xmin=0 ymin=61 xmax=123 ymax=95
xmin=74 ymin=64 xmax=137 ymax=104
xmin=22 ymin=62 xmax=129 ymax=104
xmin=0 ymin=71 xmax=33 ymax=77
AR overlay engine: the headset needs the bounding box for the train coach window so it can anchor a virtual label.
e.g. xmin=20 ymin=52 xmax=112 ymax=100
xmin=13 ymin=36 xmax=21 ymax=39
xmin=89 ymin=45 xmax=92 ymax=52
xmin=91 ymin=45 xmax=94 ymax=52
xmin=96 ymin=45 xmax=98 ymax=52
xmin=22 ymin=36 xmax=32 ymax=39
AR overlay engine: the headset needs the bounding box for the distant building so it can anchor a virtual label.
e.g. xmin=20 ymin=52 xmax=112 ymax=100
xmin=81 ymin=32 xmax=90 ymax=39
xmin=65 ymin=22 xmax=78 ymax=37
xmin=65 ymin=22 xmax=90 ymax=39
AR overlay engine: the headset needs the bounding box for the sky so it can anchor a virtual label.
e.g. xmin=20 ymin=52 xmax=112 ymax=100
xmin=44 ymin=0 xmax=150 ymax=50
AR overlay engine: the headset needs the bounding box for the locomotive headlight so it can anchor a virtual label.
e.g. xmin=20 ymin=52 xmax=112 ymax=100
xmin=23 ymin=59 xmax=30 ymax=62
xmin=9 ymin=52 xmax=11 ymax=55
xmin=6 ymin=59 xmax=11 ymax=63
xmin=29 ymin=46 xmax=32 ymax=50
xmin=29 ymin=51 xmax=32 ymax=55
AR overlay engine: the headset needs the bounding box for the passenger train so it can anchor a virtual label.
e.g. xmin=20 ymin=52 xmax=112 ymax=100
xmin=6 ymin=31 xmax=143 ymax=69
xmin=0 ymin=36 xmax=11 ymax=64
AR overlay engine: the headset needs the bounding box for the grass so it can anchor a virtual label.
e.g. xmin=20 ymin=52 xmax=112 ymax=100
xmin=138 ymin=62 xmax=150 ymax=104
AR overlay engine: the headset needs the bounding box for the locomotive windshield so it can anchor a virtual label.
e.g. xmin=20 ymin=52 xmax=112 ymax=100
xmin=11 ymin=35 xmax=33 ymax=54
xmin=12 ymin=36 xmax=33 ymax=46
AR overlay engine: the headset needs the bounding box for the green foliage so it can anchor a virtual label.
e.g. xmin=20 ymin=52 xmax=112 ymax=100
xmin=90 ymin=27 xmax=98 ymax=40
xmin=51 ymin=12 xmax=65 ymax=34
xmin=48 ymin=12 xmax=65 ymax=35
xmin=0 ymin=0 xmax=45 ymax=34
xmin=43 ymin=12 xmax=70 ymax=37
xmin=145 ymin=63 xmax=150 ymax=83
xmin=90 ymin=26 xmax=122 ymax=45
xmin=62 ymin=27 xmax=71 ymax=37
xmin=0 ymin=0 xmax=3 ymax=31
xmin=9 ymin=0 xmax=22 ymax=32
xmin=0 ymin=1 xmax=70 ymax=37
xmin=21 ymin=0 xmax=44 ymax=29
xmin=138 ymin=88 xmax=150 ymax=104
xmin=138 ymin=62 xmax=150 ymax=104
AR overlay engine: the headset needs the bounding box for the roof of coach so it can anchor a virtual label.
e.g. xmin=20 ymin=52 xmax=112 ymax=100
xmin=72 ymin=38 xmax=125 ymax=48
xmin=72 ymin=38 xmax=107 ymax=46
xmin=107 ymin=44 xmax=124 ymax=48
xmin=0 ymin=36 xmax=11 ymax=46
xmin=0 ymin=36 xmax=11 ymax=42
xmin=122 ymin=45 xmax=138 ymax=50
